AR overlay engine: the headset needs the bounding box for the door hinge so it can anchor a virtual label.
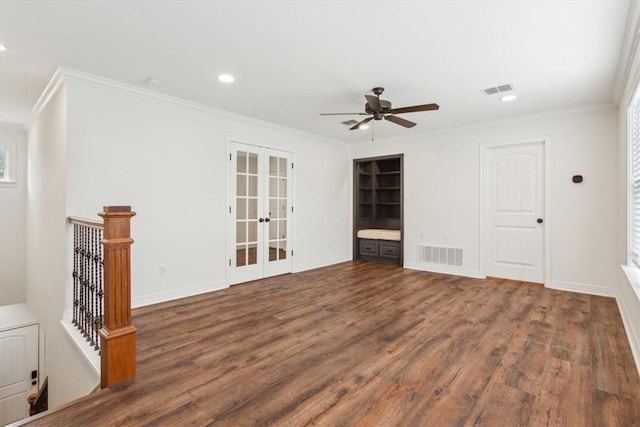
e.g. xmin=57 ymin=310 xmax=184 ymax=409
xmin=229 ymin=153 xmax=232 ymax=161
xmin=291 ymin=206 xmax=294 ymax=213
xmin=291 ymin=162 xmax=294 ymax=169
xmin=291 ymin=250 xmax=294 ymax=256
xmin=229 ymin=259 xmax=231 ymax=266
xmin=229 ymin=206 xmax=232 ymax=214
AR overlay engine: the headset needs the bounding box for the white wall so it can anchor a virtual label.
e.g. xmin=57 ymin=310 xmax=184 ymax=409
xmin=63 ymin=75 xmax=352 ymax=306
xmin=23 ymin=70 xmax=352 ymax=410
xmin=26 ymin=82 xmax=100 ymax=409
xmin=0 ymin=123 xmax=27 ymax=305
xmin=352 ymin=107 xmax=620 ymax=294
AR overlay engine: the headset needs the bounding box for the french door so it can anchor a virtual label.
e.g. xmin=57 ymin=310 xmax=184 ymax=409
xmin=228 ymin=142 xmax=293 ymax=285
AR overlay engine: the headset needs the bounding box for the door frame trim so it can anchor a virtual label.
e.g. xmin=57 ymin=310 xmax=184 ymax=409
xmin=225 ymin=139 xmax=295 ymax=286
xmin=479 ymin=136 xmax=551 ymax=285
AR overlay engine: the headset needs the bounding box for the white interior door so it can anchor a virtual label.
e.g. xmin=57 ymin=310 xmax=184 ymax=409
xmin=0 ymin=324 xmax=39 ymax=426
xmin=228 ymin=142 xmax=293 ymax=285
xmin=484 ymin=141 xmax=545 ymax=283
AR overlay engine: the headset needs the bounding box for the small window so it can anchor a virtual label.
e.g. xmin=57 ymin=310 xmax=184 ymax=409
xmin=0 ymin=141 xmax=17 ymax=186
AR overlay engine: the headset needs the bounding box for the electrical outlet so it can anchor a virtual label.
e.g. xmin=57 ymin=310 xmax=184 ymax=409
xmin=420 ymin=231 xmax=424 ymax=238
xmin=159 ymin=264 xmax=167 ymax=275
xmin=443 ymin=232 xmax=449 ymax=241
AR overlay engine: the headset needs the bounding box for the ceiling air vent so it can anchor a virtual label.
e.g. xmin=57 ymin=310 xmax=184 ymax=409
xmin=483 ymin=84 xmax=514 ymax=96
xmin=341 ymin=119 xmax=358 ymax=126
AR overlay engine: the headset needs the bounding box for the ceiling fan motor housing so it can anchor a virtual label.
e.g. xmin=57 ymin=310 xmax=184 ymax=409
xmin=365 ymin=99 xmax=392 ymax=116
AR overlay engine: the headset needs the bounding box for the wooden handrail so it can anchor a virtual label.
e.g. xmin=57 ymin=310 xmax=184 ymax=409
xmin=97 ymin=206 xmax=137 ymax=388
xmin=68 ymin=216 xmax=104 ymax=229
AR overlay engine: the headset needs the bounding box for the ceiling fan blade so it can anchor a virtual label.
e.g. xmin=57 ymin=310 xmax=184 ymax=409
xmin=385 ymin=115 xmax=416 ymax=128
xmin=365 ymin=94 xmax=381 ymax=112
xmin=389 ymin=103 xmax=439 ymax=115
xmin=319 ymin=112 xmax=369 ymax=116
xmin=349 ymin=117 xmax=374 ymax=130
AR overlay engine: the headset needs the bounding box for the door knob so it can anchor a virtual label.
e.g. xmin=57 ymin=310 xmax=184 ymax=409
xmin=537 ymin=218 xmax=544 ymax=224
xmin=258 ymin=218 xmax=264 ymax=223
xmin=265 ymin=218 xmax=271 ymax=222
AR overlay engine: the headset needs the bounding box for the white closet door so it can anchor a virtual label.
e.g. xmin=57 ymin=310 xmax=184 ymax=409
xmin=228 ymin=142 xmax=293 ymax=285
xmin=484 ymin=140 xmax=545 ymax=283
xmin=0 ymin=324 xmax=39 ymax=426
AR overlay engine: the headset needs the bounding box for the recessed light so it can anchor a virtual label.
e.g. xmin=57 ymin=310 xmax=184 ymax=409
xmin=0 ymin=44 xmax=6 ymax=52
xmin=500 ymin=94 xmax=517 ymax=102
xmin=144 ymin=77 xmax=160 ymax=85
xmin=218 ymin=74 xmax=235 ymax=83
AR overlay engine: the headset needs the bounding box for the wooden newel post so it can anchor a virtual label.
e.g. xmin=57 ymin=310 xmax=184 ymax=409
xmin=98 ymin=206 xmax=137 ymax=388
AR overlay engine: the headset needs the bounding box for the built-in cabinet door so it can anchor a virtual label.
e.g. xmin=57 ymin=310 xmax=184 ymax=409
xmin=229 ymin=142 xmax=293 ymax=285
xmin=0 ymin=324 xmax=39 ymax=426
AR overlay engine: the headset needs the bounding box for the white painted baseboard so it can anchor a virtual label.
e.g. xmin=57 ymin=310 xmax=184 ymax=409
xmin=404 ymin=261 xmax=484 ymax=279
xmin=132 ymin=280 xmax=228 ymax=308
xmin=546 ymin=280 xmax=617 ymax=297
xmin=616 ymin=293 xmax=640 ymax=378
xmin=294 ymin=256 xmax=351 ymax=274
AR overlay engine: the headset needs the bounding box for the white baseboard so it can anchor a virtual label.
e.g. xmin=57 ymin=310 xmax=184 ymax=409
xmin=546 ymin=280 xmax=617 ymax=297
xmin=132 ymin=280 xmax=228 ymax=308
xmin=404 ymin=261 xmax=484 ymax=279
xmin=294 ymin=256 xmax=351 ymax=274
xmin=616 ymin=293 xmax=640 ymax=378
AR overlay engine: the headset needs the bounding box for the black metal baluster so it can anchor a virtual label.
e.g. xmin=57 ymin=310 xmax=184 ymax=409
xmin=97 ymin=227 xmax=103 ymax=352
xmin=73 ymin=224 xmax=79 ymax=327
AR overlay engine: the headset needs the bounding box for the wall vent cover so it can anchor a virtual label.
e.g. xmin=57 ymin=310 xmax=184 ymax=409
xmin=417 ymin=244 xmax=463 ymax=267
xmin=483 ymin=84 xmax=513 ymax=96
xmin=341 ymin=119 xmax=358 ymax=126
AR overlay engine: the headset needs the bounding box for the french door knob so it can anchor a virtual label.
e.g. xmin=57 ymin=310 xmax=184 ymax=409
xmin=259 ymin=218 xmax=264 ymax=223
xmin=537 ymin=218 xmax=543 ymax=224
xmin=265 ymin=218 xmax=271 ymax=222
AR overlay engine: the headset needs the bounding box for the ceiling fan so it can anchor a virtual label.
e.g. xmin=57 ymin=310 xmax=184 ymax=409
xmin=320 ymin=87 xmax=439 ymax=130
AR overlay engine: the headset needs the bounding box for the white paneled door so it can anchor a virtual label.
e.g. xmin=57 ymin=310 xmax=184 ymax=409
xmin=228 ymin=142 xmax=293 ymax=285
xmin=484 ymin=141 xmax=545 ymax=283
xmin=0 ymin=324 xmax=39 ymax=426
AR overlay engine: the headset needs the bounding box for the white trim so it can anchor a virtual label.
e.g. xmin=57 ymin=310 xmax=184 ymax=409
xmin=351 ymin=104 xmax=616 ymax=148
xmin=404 ymin=261 xmax=484 ymax=279
xmin=478 ymin=137 xmax=551 ymax=285
xmin=60 ymin=319 xmax=100 ymax=376
xmin=31 ymin=68 xmax=66 ymax=119
xmin=131 ymin=280 xmax=228 ymax=308
xmin=34 ymin=67 xmax=347 ymax=148
xmin=545 ymin=280 xmax=617 ymax=298
xmin=616 ymin=269 xmax=640 ymax=378
xmin=613 ymin=0 xmax=640 ymax=103
xmin=293 ymin=257 xmax=352 ymax=274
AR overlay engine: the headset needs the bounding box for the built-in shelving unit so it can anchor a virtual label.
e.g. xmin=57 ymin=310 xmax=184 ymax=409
xmin=353 ymin=154 xmax=403 ymax=265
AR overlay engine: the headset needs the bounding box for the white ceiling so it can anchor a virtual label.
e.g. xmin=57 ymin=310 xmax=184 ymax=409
xmin=0 ymin=1 xmax=632 ymax=143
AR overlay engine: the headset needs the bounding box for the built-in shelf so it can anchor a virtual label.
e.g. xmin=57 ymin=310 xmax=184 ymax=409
xmin=353 ymin=154 xmax=404 ymax=265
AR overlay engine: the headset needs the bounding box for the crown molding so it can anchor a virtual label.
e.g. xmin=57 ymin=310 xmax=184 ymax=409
xmin=613 ymin=0 xmax=640 ymax=104
xmin=31 ymin=67 xmax=348 ymax=148
xmin=352 ymin=102 xmax=617 ymax=147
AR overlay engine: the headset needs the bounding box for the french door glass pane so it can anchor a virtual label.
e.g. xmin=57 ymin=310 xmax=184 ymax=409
xmin=236 ymin=150 xmax=258 ymax=268
xmin=267 ymin=155 xmax=288 ymax=263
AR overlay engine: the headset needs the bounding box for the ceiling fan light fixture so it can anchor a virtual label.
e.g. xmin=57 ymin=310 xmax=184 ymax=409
xmin=359 ymin=125 xmax=369 ymax=130
xmin=218 ymin=74 xmax=235 ymax=83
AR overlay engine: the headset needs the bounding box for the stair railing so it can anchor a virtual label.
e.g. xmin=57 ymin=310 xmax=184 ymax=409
xmin=68 ymin=206 xmax=137 ymax=388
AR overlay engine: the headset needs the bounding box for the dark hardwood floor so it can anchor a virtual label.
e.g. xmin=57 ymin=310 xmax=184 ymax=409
xmin=26 ymin=261 xmax=640 ymax=426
